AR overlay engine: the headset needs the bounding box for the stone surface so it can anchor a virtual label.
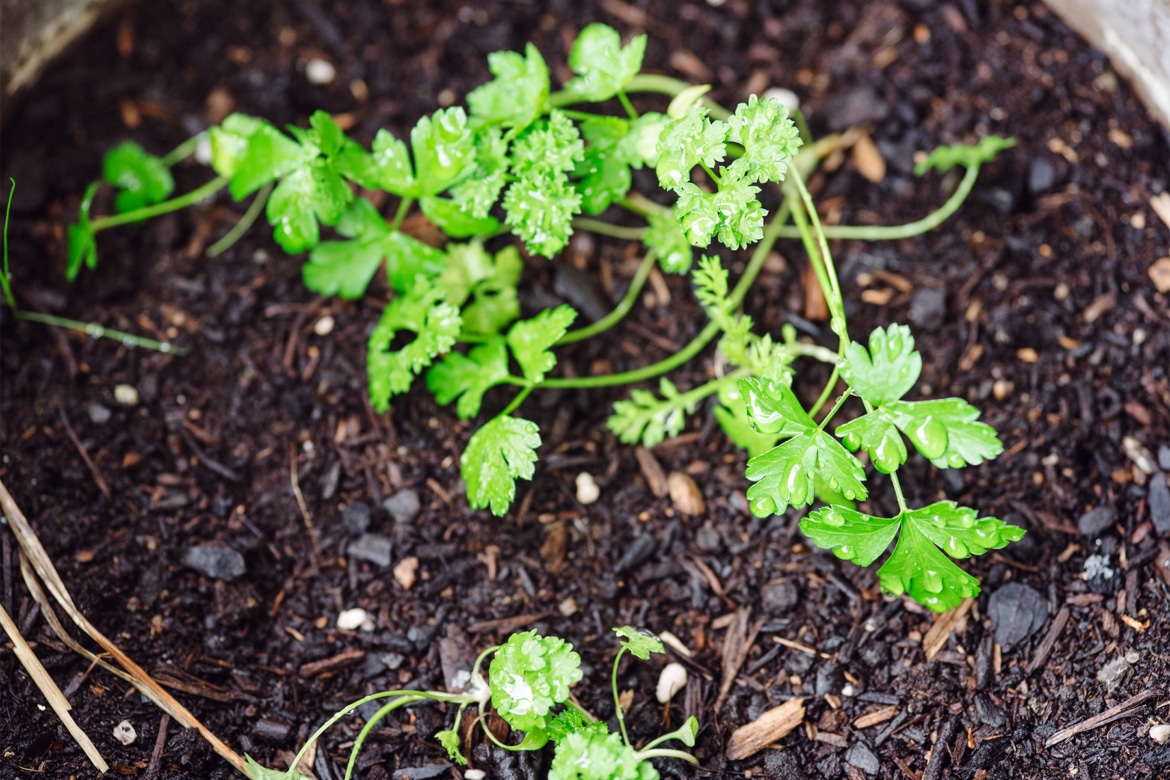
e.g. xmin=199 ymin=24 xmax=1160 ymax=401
xmin=988 ymin=583 xmax=1049 ymax=651
xmin=181 ymin=545 xmax=245 ymax=581
xmin=909 ymin=287 xmax=947 ymax=330
xmin=845 ymin=742 xmax=880 ymax=775
xmin=347 ymin=533 xmax=392 ymax=567
xmin=1148 ymin=472 xmax=1170 ymax=535
xmin=86 ymin=403 xmax=111 ymax=424
xmin=1096 ymin=655 xmax=1133 ymax=694
xmin=383 ymin=489 xmax=420 ymax=523
xmin=1077 ymin=505 xmax=1117 ymax=538
xmin=341 ymin=501 xmax=371 ymax=533
xmin=761 ymin=579 xmax=799 ymax=613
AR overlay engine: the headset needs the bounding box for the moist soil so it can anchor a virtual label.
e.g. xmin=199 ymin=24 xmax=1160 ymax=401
xmin=2 ymin=1 xmax=1169 ymax=778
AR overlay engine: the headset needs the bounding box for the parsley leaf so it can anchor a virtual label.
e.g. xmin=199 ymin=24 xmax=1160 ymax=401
xmin=576 ymin=117 xmax=633 ymax=215
xmin=468 ymin=44 xmax=550 ymax=133
xmin=418 ymin=196 xmax=500 ymax=238
xmin=643 ymin=208 xmax=692 ymax=274
xmin=714 ymin=382 xmax=781 ymax=459
xmin=887 ymin=398 xmax=1003 ymax=469
xmin=613 ymin=626 xmax=664 ymax=660
xmin=304 ymin=197 xmax=445 ymax=297
xmin=740 ymin=377 xmax=868 ymax=516
xmin=244 ymin=754 xmax=311 ymax=780
xmin=908 ymin=501 xmax=1027 ymax=558
xmin=434 ymin=729 xmax=467 ymax=766
xmin=426 ymin=337 xmax=509 ymax=419
xmin=102 ymin=142 xmax=174 ymax=213
xmin=503 ymin=173 xmax=582 ymax=257
xmin=608 ymin=379 xmax=692 ymax=447
xmin=674 ymin=179 xmax=765 ymax=250
xmin=655 ymin=106 xmax=727 ymax=192
xmin=801 ymin=505 xmax=901 ymax=567
xmin=449 ymin=127 xmax=510 ymax=218
xmin=548 ymin=708 xmax=608 ymax=745
xmin=724 ymin=95 xmax=803 ymax=185
xmin=436 ymin=241 xmax=522 ymax=336
xmin=841 ymin=324 xmax=922 ymax=407
xmin=511 ymin=111 xmax=584 ymax=176
xmin=334 ymin=127 xmax=415 ymax=194
xmin=565 ymin=23 xmax=647 ymax=102
xmin=464 ymin=414 xmax=542 ymax=515
xmin=835 ymin=408 xmax=908 ymax=474
xmin=367 ymin=281 xmax=461 ymax=413
xmin=208 ymin=113 xmax=266 ymax=181
xmin=66 ymin=182 xmax=99 ymax=281
xmin=549 ymin=730 xmax=659 ymax=780
xmin=915 ymin=135 xmax=1017 ymax=176
xmin=489 ymin=630 xmax=582 ymax=734
xmin=877 ymin=521 xmax=981 ymax=612
xmin=507 ymin=304 xmax=577 ymax=383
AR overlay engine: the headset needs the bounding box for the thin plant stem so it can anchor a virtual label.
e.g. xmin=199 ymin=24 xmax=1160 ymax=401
xmin=808 ymin=366 xmax=840 ymax=420
xmin=617 ymin=90 xmax=639 ymax=120
xmin=90 ymin=176 xmax=229 ymax=233
xmin=206 ymin=181 xmax=272 ymax=257
xmin=889 ymin=470 xmax=910 ymax=514
xmin=571 ymin=217 xmax=647 ymax=241
xmin=622 ymin=74 xmax=732 ymax=120
xmin=390 ymin=196 xmax=414 ymax=231
xmin=1 ymin=179 xmax=15 ymax=311
xmin=558 ymin=250 xmax=656 ymax=345
xmin=501 ymin=386 xmax=534 ymax=416
xmin=612 ymin=648 xmax=631 ymax=746
xmin=773 ymin=163 xmax=982 ymax=241
xmin=815 ymin=384 xmax=851 ymax=430
xmin=618 ymin=192 xmax=667 ymax=217
xmin=13 ymin=311 xmax=186 ymax=354
xmin=343 ymin=695 xmax=426 ymax=780
xmin=634 ymin=748 xmax=701 ymax=765
xmin=162 ymin=133 xmax=205 ymax=167
xmin=788 ymin=167 xmax=846 ymax=345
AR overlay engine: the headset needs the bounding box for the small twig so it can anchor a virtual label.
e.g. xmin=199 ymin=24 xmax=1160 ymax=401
xmin=290 ymin=443 xmax=322 ymax=569
xmin=142 ymin=713 xmax=170 ymax=780
xmin=1044 ymin=689 xmax=1158 ymax=748
xmin=1026 ymin=606 xmax=1070 ymax=675
xmin=58 ymin=408 xmax=111 ymax=502
xmin=922 ymin=717 xmax=956 ymax=780
xmin=178 ymin=426 xmax=241 ymax=482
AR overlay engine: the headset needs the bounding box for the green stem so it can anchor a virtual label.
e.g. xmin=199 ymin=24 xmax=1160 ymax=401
xmin=699 ymin=161 xmax=721 ymax=187
xmin=206 ymin=181 xmax=272 ymax=257
xmin=633 ymin=748 xmax=701 ymax=765
xmin=788 ymin=167 xmax=847 ymax=345
xmin=889 ymin=469 xmax=910 ymax=514
xmin=90 ymin=176 xmax=229 ymax=233
xmin=9 ymin=310 xmax=185 ymax=354
xmin=571 ymin=217 xmax=647 ymax=241
xmin=618 ymin=193 xmax=667 ymax=217
xmin=344 ymin=695 xmax=426 ymax=780
xmin=617 ymin=90 xmax=639 ymax=120
xmin=162 ymin=133 xmax=205 ymax=167
xmin=558 ymin=250 xmax=656 ymax=345
xmin=774 ymin=163 xmax=981 ymax=241
xmin=612 ymin=647 xmax=631 ymax=746
xmin=622 ymin=74 xmax=732 ymax=120
xmin=390 ymin=196 xmax=414 ymax=231
xmin=814 ymin=383 xmax=850 ymax=430
xmin=1 ymin=179 xmax=15 ymax=312
xmin=501 ymin=386 xmax=534 ymax=416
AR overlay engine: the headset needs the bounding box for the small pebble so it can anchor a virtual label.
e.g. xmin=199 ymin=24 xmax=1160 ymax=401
xmin=341 ymin=502 xmax=372 ymax=534
xmin=181 ymin=545 xmax=245 ymax=581
xmin=575 ymin=472 xmax=600 ymax=505
xmin=558 ymin=597 xmax=578 ymax=616
xmin=87 ymin=403 xmax=112 ymax=424
xmin=668 ymin=471 xmax=705 ymax=515
xmin=313 ymin=314 xmax=335 ymax=336
xmin=464 ymin=772 xmax=487 ymax=780
xmin=1096 ymin=655 xmax=1133 ymax=694
xmin=337 ymin=607 xmax=374 ymax=632
xmin=1147 ymin=472 xmax=1170 ymax=535
xmin=384 ymin=489 xmax=421 ymax=523
xmin=305 ymin=58 xmax=336 ymax=85
xmin=393 ymin=556 xmax=419 ymax=590
xmin=656 ymin=662 xmax=688 ymax=703
xmin=113 ymin=720 xmax=137 ymax=746
xmin=1150 ymin=724 xmax=1170 ymax=744
xmin=844 ymin=742 xmax=879 ymax=776
xmin=347 ymin=533 xmax=393 ymax=567
xmin=988 ymin=583 xmax=1048 ymax=651
xmin=114 ymin=384 xmax=139 ymax=406
xmin=1077 ymin=505 xmax=1117 ymax=538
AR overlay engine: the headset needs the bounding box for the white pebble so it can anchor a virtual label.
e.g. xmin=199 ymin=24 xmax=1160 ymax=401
xmin=1151 ymin=724 xmax=1170 ymax=744
xmin=313 ymin=314 xmax=335 ymax=336
xmin=464 ymin=771 xmax=487 ymax=780
xmin=194 ymin=133 xmax=213 ymax=166
xmin=113 ymin=384 xmax=139 ymax=406
xmin=306 ymin=58 xmax=336 ymax=85
xmin=337 ymin=607 xmax=374 ymax=632
xmin=763 ymin=87 xmax=801 ymax=111
xmin=113 ymin=720 xmax=137 ymax=745
xmin=656 ymin=662 xmax=688 ymax=703
xmin=575 ymin=472 xmax=600 ymax=505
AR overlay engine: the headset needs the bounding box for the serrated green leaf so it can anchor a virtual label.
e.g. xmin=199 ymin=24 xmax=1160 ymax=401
xmin=841 ymin=324 xmax=922 ymax=407
xmin=502 ymin=172 xmax=581 ymax=257
xmin=507 ymin=304 xmax=577 ymax=383
xmin=643 ymin=209 xmax=692 ymax=273
xmin=434 ymin=729 xmax=467 ymax=765
xmin=714 ymin=383 xmax=780 ymax=459
xmin=102 ymin=141 xmax=175 ymax=213
xmin=547 ymin=708 xmax=608 ymax=745
xmin=549 ymin=729 xmax=659 ymax=780
xmin=467 ymin=44 xmax=550 ymax=133
xmin=464 ymin=415 xmax=541 ymax=515
xmin=449 ymin=127 xmax=510 ymax=218
xmin=334 ymin=127 xmax=416 ymax=194
xmin=426 ymin=337 xmax=509 ymax=419
xmin=411 ymin=106 xmax=476 ymax=195
xmin=801 ymin=505 xmax=901 ymax=566
xmin=914 ymin=135 xmax=1017 ymax=176
xmin=565 ymin=23 xmax=647 ymax=102
xmin=512 ymin=111 xmax=584 ymax=177
xmin=228 ymin=119 xmax=305 ymax=200
xmin=724 ymin=95 xmax=803 ymax=185
xmin=418 ymin=196 xmax=500 ymax=237
xmin=607 ymin=378 xmax=691 ymax=448
xmin=267 ymin=162 xmax=352 ymax=253
xmin=367 ymin=282 xmax=461 ymax=412
xmin=437 ymin=241 xmax=522 ymax=335
xmin=613 ymin=626 xmax=664 ymax=660
xmin=244 ymin=753 xmax=308 ymax=780
xmin=877 ymin=520 xmax=981 ymax=612
xmin=738 ymin=377 xmax=815 ymax=438
xmin=905 ymin=501 xmax=1026 ymax=559
xmin=575 ymin=117 xmax=632 ymax=215
xmin=65 ymin=182 xmax=99 ymax=281
xmin=674 ymin=178 xmax=764 ymax=250
xmin=745 ymin=429 xmax=868 ymax=517
xmin=888 ymin=398 xmax=1003 ymax=469
xmin=655 ymin=106 xmax=727 ymax=191
xmin=835 ymin=409 xmax=908 ymax=474
xmin=489 ymin=629 xmax=581 ymax=733
xmin=691 ymin=253 xmax=731 ymax=324
xmin=209 ymin=113 xmax=265 ymax=180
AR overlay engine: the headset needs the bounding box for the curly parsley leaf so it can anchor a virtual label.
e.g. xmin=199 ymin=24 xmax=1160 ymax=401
xmin=835 ymin=408 xmax=908 ymax=474
xmin=512 ymin=111 xmax=585 ymax=176
xmin=427 ymin=337 xmax=510 ymax=419
xmin=468 ymin=44 xmax=550 ymax=133
xmin=576 ymin=117 xmax=633 ymax=214
xmin=725 ymin=95 xmax=803 ymax=185
xmin=503 ymin=172 xmax=582 ymax=257
xmin=464 ymin=415 xmax=542 ymax=515
xmin=740 ymin=377 xmax=868 ymax=516
xmin=914 ymin=135 xmax=1017 ymax=176
xmin=450 ymin=127 xmax=510 ymax=219
xmin=102 ymin=142 xmax=174 ymax=213
xmin=434 ymin=729 xmax=467 ymax=766
xmin=549 ymin=730 xmax=659 ymax=780
xmin=507 ymin=305 xmax=577 ymax=383
xmin=489 ymin=630 xmax=582 ymax=734
xmin=548 ymin=708 xmax=608 ymax=745
xmin=655 ymin=106 xmax=727 ymax=191
xmin=887 ymin=398 xmax=1003 ymax=469
xmin=367 ymin=281 xmax=461 ymax=412
xmin=674 ymin=179 xmax=765 ymax=250
xmin=304 ymin=197 xmax=445 ymax=297
xmin=613 ymin=626 xmax=664 ymax=660
xmin=565 ymin=23 xmax=647 ymax=102
xmin=607 ymin=378 xmax=692 ymax=448
xmin=436 ymin=241 xmax=522 ymax=336
xmin=644 ymin=208 xmax=692 ymax=274
xmin=66 ymin=182 xmax=99 ymax=281
xmin=841 ymin=324 xmax=922 ymax=407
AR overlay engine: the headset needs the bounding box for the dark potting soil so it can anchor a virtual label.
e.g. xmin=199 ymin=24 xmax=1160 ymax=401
xmin=2 ymin=1 xmax=1169 ymax=778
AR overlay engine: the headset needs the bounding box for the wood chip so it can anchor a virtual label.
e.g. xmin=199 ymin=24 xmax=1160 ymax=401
xmin=393 ymin=556 xmax=419 ymax=590
xmin=1044 ymin=689 xmax=1158 ymax=747
xmin=715 ymin=607 xmax=759 ymax=711
xmin=1149 ymin=257 xmax=1170 ymax=293
xmin=1026 ymin=606 xmax=1070 ymax=674
xmin=668 ymin=471 xmax=705 ymax=515
xmin=635 ymin=447 xmax=669 ymax=497
xmin=854 ymin=704 xmax=900 ymax=729
xmin=540 ymin=523 xmax=568 ymax=572
xmin=852 ymin=132 xmax=886 ymax=183
xmin=922 ymin=598 xmax=974 ymax=661
xmin=298 ymin=650 xmax=365 ymax=677
xmin=726 ymin=698 xmax=806 ymax=760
